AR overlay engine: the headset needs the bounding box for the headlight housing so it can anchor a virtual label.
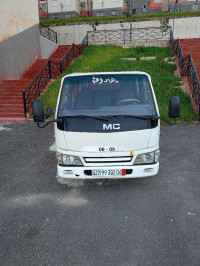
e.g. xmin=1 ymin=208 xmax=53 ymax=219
xmin=134 ymin=149 xmax=160 ymax=165
xmin=56 ymin=152 xmax=83 ymax=166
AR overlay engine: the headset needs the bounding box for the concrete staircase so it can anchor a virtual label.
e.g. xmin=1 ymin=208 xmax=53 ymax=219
xmin=0 ymin=45 xmax=71 ymax=123
xmin=180 ymin=39 xmax=200 ymax=79
xmin=179 ymin=39 xmax=200 ymax=114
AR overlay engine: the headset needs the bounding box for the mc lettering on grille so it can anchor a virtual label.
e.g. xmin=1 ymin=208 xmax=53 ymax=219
xmin=103 ymin=124 xmax=120 ymax=130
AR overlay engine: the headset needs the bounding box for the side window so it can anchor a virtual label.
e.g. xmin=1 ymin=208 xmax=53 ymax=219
xmin=52 ymin=0 xmax=57 ymax=7
xmin=59 ymin=84 xmax=73 ymax=114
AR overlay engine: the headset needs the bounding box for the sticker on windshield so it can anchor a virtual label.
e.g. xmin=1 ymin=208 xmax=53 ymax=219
xmin=92 ymin=77 xmax=119 ymax=85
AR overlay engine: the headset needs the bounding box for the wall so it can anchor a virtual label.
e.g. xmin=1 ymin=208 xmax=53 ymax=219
xmin=51 ymin=16 xmax=200 ymax=45
xmin=48 ymin=0 xmax=77 ymax=13
xmin=92 ymin=0 xmax=123 ymax=16
xmin=149 ymin=0 xmax=163 ymax=10
xmin=39 ymin=0 xmax=48 ymax=19
xmin=169 ymin=1 xmax=200 ymax=12
xmin=0 ymin=0 xmax=41 ymax=80
xmin=48 ymin=0 xmax=79 ymax=18
xmin=93 ymin=0 xmax=123 ymax=10
xmin=40 ymin=36 xmax=58 ymax=59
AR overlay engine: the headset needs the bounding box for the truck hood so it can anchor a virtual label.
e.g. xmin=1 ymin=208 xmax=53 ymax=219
xmin=56 ymin=128 xmax=159 ymax=152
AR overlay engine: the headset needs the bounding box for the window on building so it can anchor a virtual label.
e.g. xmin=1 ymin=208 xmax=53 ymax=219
xmin=97 ymin=11 xmax=104 ymax=16
xmin=123 ymin=0 xmax=128 ymax=6
xmin=52 ymin=0 xmax=57 ymax=7
xmin=112 ymin=11 xmax=118 ymax=15
xmin=154 ymin=0 xmax=162 ymax=3
xmin=66 ymin=0 xmax=71 ymax=5
xmin=112 ymin=0 xmax=117 ymax=2
xmin=40 ymin=0 xmax=47 ymax=12
xmin=192 ymin=5 xmax=198 ymax=11
xmin=176 ymin=6 xmax=182 ymax=12
xmin=80 ymin=2 xmax=86 ymax=10
xmin=97 ymin=0 xmax=103 ymax=3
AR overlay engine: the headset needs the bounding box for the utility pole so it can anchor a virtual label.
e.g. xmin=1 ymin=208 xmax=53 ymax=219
xmin=87 ymin=0 xmax=89 ymax=17
xmin=129 ymin=0 xmax=134 ymax=18
xmin=173 ymin=0 xmax=178 ymax=32
xmin=129 ymin=0 xmax=134 ymax=42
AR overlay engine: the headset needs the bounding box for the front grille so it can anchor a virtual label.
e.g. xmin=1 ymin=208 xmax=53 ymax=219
xmin=84 ymin=156 xmax=132 ymax=164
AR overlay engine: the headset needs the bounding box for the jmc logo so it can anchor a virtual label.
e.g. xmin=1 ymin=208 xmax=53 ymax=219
xmin=103 ymin=124 xmax=120 ymax=130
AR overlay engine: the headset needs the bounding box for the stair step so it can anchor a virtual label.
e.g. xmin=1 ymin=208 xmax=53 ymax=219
xmin=0 ymin=85 xmax=29 ymax=89
xmin=0 ymin=96 xmax=23 ymax=101
xmin=0 ymin=107 xmax=24 ymax=113
xmin=0 ymin=88 xmax=26 ymax=92
xmin=0 ymin=103 xmax=24 ymax=108
xmin=0 ymin=117 xmax=27 ymax=123
xmin=0 ymin=92 xmax=22 ymax=99
xmin=0 ymin=85 xmax=27 ymax=88
xmin=0 ymin=100 xmax=24 ymax=105
xmin=2 ymin=80 xmax=31 ymax=84
xmin=0 ymin=112 xmax=25 ymax=117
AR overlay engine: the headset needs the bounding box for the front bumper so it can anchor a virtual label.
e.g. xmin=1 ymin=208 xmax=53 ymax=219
xmin=57 ymin=163 xmax=159 ymax=179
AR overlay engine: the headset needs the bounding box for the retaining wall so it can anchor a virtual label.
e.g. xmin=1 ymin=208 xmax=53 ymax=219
xmin=50 ymin=16 xmax=200 ymax=45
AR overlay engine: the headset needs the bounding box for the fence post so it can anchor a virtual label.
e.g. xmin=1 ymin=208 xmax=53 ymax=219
xmin=87 ymin=33 xmax=89 ymax=47
xmin=55 ymin=32 xmax=58 ymax=44
xmin=22 ymin=92 xmax=27 ymax=118
xmin=187 ymin=55 xmax=190 ymax=81
xmin=60 ymin=60 xmax=63 ymax=74
xmin=72 ymin=43 xmax=75 ymax=59
xmin=48 ymin=60 xmax=52 ymax=79
xmin=123 ymin=29 xmax=126 ymax=46
xmin=130 ymin=24 xmax=132 ymax=42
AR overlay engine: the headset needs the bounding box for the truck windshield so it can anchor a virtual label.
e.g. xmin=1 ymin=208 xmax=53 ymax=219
xmin=58 ymin=74 xmax=156 ymax=117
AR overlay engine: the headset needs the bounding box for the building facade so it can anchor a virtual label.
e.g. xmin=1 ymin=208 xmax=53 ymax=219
xmin=0 ymin=0 xmax=41 ymax=80
xmin=92 ymin=0 xmax=124 ymax=17
xmin=45 ymin=0 xmax=200 ymax=19
xmin=169 ymin=0 xmax=200 ymax=12
xmin=149 ymin=0 xmax=199 ymax=12
xmin=47 ymin=0 xmax=80 ymax=18
xmin=39 ymin=0 xmax=48 ymax=19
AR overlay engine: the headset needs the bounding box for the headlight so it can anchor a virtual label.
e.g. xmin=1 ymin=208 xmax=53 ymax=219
xmin=56 ymin=152 xmax=83 ymax=166
xmin=134 ymin=149 xmax=160 ymax=165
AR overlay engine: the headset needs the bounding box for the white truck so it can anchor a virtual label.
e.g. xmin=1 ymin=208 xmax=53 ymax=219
xmin=33 ymin=71 xmax=180 ymax=179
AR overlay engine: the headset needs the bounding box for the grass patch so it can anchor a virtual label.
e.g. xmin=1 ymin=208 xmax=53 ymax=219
xmin=41 ymin=45 xmax=197 ymax=123
xmin=40 ymin=11 xmax=200 ymax=27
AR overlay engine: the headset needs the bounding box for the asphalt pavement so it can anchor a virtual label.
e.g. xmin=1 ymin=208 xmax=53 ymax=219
xmin=0 ymin=121 xmax=200 ymax=266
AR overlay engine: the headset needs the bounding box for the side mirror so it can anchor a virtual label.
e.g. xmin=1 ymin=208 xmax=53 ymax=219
xmin=169 ymin=96 xmax=180 ymax=119
xmin=33 ymin=99 xmax=44 ymax=122
xmin=45 ymin=107 xmax=53 ymax=119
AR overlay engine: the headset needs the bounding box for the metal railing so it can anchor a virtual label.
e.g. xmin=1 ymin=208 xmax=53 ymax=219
xmin=88 ymin=27 xmax=170 ymax=45
xmin=60 ymin=44 xmax=75 ymax=73
xmin=40 ymin=27 xmax=57 ymax=43
xmin=22 ymin=35 xmax=88 ymax=117
xmin=79 ymin=34 xmax=89 ymax=55
xmin=170 ymin=29 xmax=200 ymax=115
xmin=22 ymin=60 xmax=51 ymax=117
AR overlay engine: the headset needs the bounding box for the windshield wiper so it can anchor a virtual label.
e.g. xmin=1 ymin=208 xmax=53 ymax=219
xmin=106 ymin=114 xmax=177 ymax=125
xmin=105 ymin=115 xmax=159 ymax=120
xmin=60 ymin=114 xmax=158 ymax=121
xmin=60 ymin=115 xmax=109 ymax=122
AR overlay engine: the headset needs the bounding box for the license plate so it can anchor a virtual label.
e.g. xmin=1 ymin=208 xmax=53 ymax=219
xmin=92 ymin=169 xmax=126 ymax=177
xmin=83 ymin=146 xmax=116 ymax=152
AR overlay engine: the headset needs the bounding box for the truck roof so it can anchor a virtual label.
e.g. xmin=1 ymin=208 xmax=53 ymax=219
xmin=62 ymin=71 xmax=150 ymax=78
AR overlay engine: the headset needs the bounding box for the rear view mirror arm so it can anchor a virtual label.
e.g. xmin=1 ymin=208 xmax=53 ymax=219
xmin=37 ymin=118 xmax=63 ymax=128
xmin=151 ymin=116 xmax=177 ymax=125
xmin=159 ymin=117 xmax=177 ymax=125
